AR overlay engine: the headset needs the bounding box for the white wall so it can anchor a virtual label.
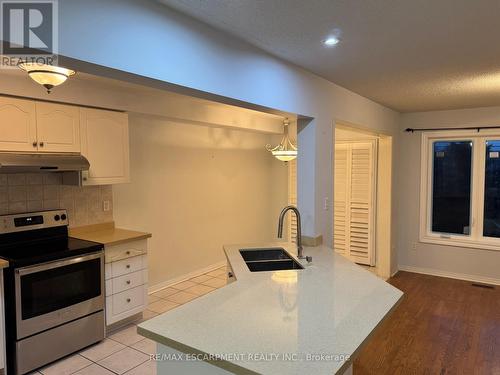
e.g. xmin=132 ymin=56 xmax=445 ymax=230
xmin=398 ymin=106 xmax=500 ymax=284
xmin=335 ymin=128 xmax=379 ymax=141
xmin=0 ymin=71 xmax=285 ymax=134
xmin=113 ymin=115 xmax=289 ymax=287
xmin=56 ymin=0 xmax=401 ymax=248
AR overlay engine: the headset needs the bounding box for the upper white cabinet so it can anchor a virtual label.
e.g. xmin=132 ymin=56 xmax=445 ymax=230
xmin=0 ymin=97 xmax=37 ymax=152
xmin=36 ymin=102 xmax=81 ymax=153
xmin=0 ymin=96 xmax=130 ymax=185
xmin=0 ymin=98 xmax=80 ymax=153
xmin=80 ymin=108 xmax=130 ymax=185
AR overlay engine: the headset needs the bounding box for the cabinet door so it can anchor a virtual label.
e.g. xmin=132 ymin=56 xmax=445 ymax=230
xmin=80 ymin=108 xmax=130 ymax=185
xmin=0 ymin=97 xmax=37 ymax=152
xmin=36 ymin=102 xmax=80 ymax=153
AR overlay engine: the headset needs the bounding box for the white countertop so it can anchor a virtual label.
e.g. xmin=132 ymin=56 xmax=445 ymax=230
xmin=138 ymin=243 xmax=403 ymax=374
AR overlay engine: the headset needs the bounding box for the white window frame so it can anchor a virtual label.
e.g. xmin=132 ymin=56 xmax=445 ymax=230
xmin=420 ymin=129 xmax=500 ymax=251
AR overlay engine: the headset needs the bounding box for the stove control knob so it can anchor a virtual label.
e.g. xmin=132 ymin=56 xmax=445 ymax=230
xmin=61 ymin=214 xmax=67 ymax=221
xmin=54 ymin=215 xmax=60 ymax=221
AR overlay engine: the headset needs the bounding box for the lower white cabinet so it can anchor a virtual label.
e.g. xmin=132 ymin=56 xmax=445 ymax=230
xmin=104 ymin=239 xmax=148 ymax=326
xmin=110 ymin=286 xmax=146 ymax=317
xmin=111 ymin=270 xmax=146 ymax=295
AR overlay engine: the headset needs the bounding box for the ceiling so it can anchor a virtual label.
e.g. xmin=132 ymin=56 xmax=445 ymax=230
xmin=158 ymin=0 xmax=500 ymax=113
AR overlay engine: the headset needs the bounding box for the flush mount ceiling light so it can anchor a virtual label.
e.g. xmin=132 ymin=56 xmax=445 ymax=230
xmin=266 ymin=118 xmax=298 ymax=162
xmin=18 ymin=62 xmax=76 ymax=93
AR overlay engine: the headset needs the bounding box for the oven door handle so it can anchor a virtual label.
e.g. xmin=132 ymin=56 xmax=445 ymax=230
xmin=16 ymin=251 xmax=104 ymax=276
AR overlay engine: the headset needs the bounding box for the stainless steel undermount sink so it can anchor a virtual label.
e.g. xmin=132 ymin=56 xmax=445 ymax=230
xmin=239 ymin=248 xmax=304 ymax=272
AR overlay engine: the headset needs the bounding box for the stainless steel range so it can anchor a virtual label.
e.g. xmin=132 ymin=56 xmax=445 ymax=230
xmin=0 ymin=210 xmax=105 ymax=375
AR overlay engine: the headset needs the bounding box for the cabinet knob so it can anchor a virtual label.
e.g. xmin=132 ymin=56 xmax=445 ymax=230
xmin=39 ymin=141 xmax=44 ymax=147
xmin=32 ymin=141 xmax=37 ymax=147
xmin=126 ymin=251 xmax=131 ymax=255
xmin=126 ymin=280 xmax=131 ymax=285
xmin=126 ymin=264 xmax=130 ymax=269
xmin=126 ymin=298 xmax=131 ymax=303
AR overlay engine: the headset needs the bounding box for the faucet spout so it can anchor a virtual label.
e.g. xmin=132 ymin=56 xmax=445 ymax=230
xmin=277 ymin=205 xmax=304 ymax=259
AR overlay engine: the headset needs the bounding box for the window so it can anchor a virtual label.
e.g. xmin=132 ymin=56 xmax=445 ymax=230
xmin=420 ymin=130 xmax=500 ymax=250
xmin=431 ymin=141 xmax=472 ymax=235
xmin=484 ymin=140 xmax=500 ymax=238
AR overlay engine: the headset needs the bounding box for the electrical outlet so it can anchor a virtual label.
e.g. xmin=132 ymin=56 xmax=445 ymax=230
xmin=103 ymin=200 xmax=110 ymax=212
xmin=411 ymin=242 xmax=417 ymax=251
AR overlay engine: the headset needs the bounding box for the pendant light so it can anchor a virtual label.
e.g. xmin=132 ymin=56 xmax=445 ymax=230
xmin=18 ymin=62 xmax=76 ymax=93
xmin=266 ymin=118 xmax=298 ymax=162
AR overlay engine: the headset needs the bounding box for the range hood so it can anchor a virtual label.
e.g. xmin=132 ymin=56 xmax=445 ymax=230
xmin=0 ymin=153 xmax=90 ymax=173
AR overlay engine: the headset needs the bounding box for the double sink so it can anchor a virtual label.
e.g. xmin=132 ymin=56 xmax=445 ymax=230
xmin=239 ymin=248 xmax=303 ymax=272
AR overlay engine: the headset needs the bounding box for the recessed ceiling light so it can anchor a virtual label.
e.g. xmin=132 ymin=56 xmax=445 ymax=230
xmin=324 ymin=36 xmax=340 ymax=46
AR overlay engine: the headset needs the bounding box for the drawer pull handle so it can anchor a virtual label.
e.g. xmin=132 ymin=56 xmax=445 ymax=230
xmin=126 ymin=251 xmax=131 ymax=255
xmin=126 ymin=298 xmax=131 ymax=303
xmin=126 ymin=280 xmax=131 ymax=285
xmin=32 ymin=141 xmax=37 ymax=147
xmin=126 ymin=265 xmax=130 ymax=269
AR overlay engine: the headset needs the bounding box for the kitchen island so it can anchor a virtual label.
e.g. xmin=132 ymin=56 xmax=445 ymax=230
xmin=138 ymin=243 xmax=403 ymax=374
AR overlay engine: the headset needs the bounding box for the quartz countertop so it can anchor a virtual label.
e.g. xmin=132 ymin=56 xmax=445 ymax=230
xmin=69 ymin=222 xmax=151 ymax=246
xmin=138 ymin=243 xmax=403 ymax=374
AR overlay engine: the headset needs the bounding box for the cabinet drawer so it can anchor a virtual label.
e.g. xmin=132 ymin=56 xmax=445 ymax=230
xmin=110 ymin=285 xmax=145 ymax=316
xmin=105 ymin=240 xmax=147 ymax=264
xmin=111 ymin=270 xmax=146 ymax=295
xmin=110 ymin=255 xmax=145 ymax=278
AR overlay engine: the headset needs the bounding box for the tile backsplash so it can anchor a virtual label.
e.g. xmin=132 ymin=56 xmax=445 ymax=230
xmin=0 ymin=173 xmax=113 ymax=227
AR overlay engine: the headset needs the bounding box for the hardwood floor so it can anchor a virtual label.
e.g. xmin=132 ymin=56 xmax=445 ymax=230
xmin=355 ymin=271 xmax=500 ymax=375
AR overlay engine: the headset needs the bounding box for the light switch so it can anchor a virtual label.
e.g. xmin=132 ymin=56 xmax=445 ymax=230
xmin=324 ymin=197 xmax=330 ymax=211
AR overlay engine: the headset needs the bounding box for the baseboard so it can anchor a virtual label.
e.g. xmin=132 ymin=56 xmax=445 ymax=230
xmin=398 ymin=265 xmax=500 ymax=286
xmin=148 ymin=260 xmax=227 ymax=294
xmin=106 ymin=313 xmax=142 ymax=334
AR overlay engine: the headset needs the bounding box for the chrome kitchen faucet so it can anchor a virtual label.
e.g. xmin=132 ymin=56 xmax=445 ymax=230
xmin=277 ymin=205 xmax=312 ymax=262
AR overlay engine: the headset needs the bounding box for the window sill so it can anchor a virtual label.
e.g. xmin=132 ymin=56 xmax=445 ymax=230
xmin=419 ymin=235 xmax=500 ymax=252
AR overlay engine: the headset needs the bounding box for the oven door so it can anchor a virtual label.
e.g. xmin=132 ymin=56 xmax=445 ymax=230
xmin=14 ymin=251 xmax=104 ymax=339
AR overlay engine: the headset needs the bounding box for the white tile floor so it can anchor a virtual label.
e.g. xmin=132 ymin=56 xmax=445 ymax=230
xmin=30 ymin=265 xmax=228 ymax=375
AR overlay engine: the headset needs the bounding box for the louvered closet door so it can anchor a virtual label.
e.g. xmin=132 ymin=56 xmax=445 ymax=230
xmin=334 ymin=144 xmax=349 ymax=254
xmin=349 ymin=142 xmax=375 ymax=265
xmin=334 ymin=141 xmax=376 ymax=266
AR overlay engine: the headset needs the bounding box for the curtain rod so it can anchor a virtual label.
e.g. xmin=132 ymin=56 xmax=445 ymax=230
xmin=405 ymin=126 xmax=500 ymax=133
